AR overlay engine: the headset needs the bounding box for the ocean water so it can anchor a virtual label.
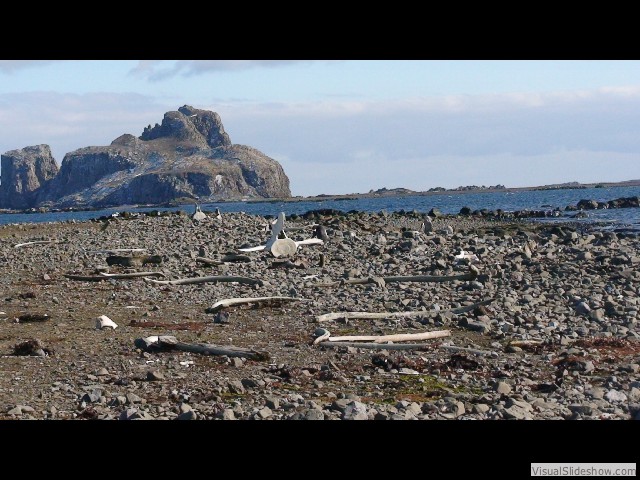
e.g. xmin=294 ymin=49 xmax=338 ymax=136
xmin=2 ymin=185 xmax=640 ymax=231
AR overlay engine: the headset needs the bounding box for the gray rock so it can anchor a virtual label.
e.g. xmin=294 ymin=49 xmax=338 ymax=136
xmin=503 ymin=404 xmax=530 ymax=420
xmin=219 ymin=409 xmax=236 ymax=420
xmin=586 ymin=387 xmax=606 ymax=399
xmin=241 ymin=378 xmax=260 ymax=389
xmin=304 ymin=410 xmax=325 ymax=420
xmin=331 ymin=398 xmax=351 ymax=413
xmin=406 ymin=402 xmax=423 ymax=416
xmin=228 ymin=380 xmax=246 ymax=394
xmin=605 ymin=390 xmax=628 ymax=403
xmin=495 ymin=382 xmax=512 ymax=395
xmin=82 ymin=389 xmax=103 ymax=404
xmin=126 ymin=392 xmax=144 ymax=404
xmin=473 ymin=404 xmax=490 ymax=414
xmin=146 ymin=370 xmax=165 ymax=381
xmin=177 ymin=410 xmax=197 ymax=420
xmin=505 ymin=398 xmax=533 ymax=412
xmin=569 ymin=404 xmax=593 ymax=416
xmin=342 ymin=401 xmax=368 ymax=420
xmin=619 ymin=363 xmax=639 ymax=374
xmin=453 ymin=401 xmax=465 ymax=417
xmin=460 ymin=318 xmax=491 ymax=333
xmin=264 ymin=396 xmax=280 ymax=410
xmin=119 ymin=408 xmax=142 ymax=420
xmin=577 ymin=252 xmax=592 ymax=261
xmin=257 ymin=407 xmax=272 ymax=419
xmin=575 ymin=301 xmax=591 ymax=315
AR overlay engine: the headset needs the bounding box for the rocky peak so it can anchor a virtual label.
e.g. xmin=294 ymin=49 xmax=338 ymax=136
xmin=139 ymin=105 xmax=231 ymax=148
xmin=0 ymin=144 xmax=59 ymax=209
xmin=1 ymin=106 xmax=290 ymax=209
xmin=111 ymin=134 xmax=143 ymax=148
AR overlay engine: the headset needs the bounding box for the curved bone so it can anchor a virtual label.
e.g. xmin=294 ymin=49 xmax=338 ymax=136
xmin=144 ymin=275 xmax=264 ymax=286
xmin=65 ymin=272 xmax=165 ymax=281
xmin=295 ymin=238 xmax=324 ymax=246
xmin=14 ymin=240 xmax=53 ymax=248
xmin=313 ymin=328 xmax=450 ymax=344
xmin=99 ymin=272 xmax=166 ymax=279
xmin=265 ymin=212 xmax=286 ymax=250
xmin=207 ymin=296 xmax=305 ymax=313
xmin=314 ymin=265 xmax=479 ymax=287
xmin=86 ymin=248 xmax=147 ymax=254
xmin=318 ymin=342 xmax=433 ymax=351
xmin=316 ymin=298 xmax=494 ymax=323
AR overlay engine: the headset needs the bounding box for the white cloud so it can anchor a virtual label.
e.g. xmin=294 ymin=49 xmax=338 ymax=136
xmin=131 ymin=60 xmax=320 ymax=81
xmin=2 ymin=87 xmax=640 ymax=197
xmin=0 ymin=60 xmax=57 ymax=73
xmin=0 ymin=92 xmax=172 ymax=162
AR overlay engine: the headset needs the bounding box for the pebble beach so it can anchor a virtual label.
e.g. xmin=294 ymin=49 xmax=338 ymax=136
xmin=0 ymin=208 xmax=639 ymax=421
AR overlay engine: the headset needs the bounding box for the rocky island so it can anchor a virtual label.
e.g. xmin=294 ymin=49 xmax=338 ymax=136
xmin=0 ymin=106 xmax=291 ymax=209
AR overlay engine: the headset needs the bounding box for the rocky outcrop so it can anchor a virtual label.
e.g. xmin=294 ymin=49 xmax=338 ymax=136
xmin=1 ymin=106 xmax=291 ymax=209
xmin=0 ymin=145 xmax=59 ymax=209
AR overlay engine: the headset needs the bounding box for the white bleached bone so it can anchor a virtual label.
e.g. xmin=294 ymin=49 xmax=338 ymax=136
xmin=454 ymin=249 xmax=479 ymax=263
xmin=96 ymin=315 xmax=118 ymax=330
xmin=238 ymin=212 xmax=323 ymax=255
xmin=192 ymin=204 xmax=206 ymax=221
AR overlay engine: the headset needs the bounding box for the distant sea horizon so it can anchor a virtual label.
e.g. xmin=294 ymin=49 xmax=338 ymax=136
xmin=2 ymin=184 xmax=640 ymax=233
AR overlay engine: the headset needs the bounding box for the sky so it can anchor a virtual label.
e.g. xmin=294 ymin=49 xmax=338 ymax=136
xmin=1 ymin=59 xmax=640 ymax=196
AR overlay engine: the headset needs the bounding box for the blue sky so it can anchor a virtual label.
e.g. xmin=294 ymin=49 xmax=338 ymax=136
xmin=1 ymin=60 xmax=639 ymax=196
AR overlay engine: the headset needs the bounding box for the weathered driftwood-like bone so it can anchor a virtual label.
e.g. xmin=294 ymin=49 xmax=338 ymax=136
xmin=64 ymin=272 xmax=165 ymax=281
xmin=318 ymin=342 xmax=434 ymax=351
xmin=314 ymin=264 xmax=479 ymax=288
xmin=134 ymin=335 xmax=269 ymax=361
xmin=14 ymin=240 xmax=54 ymax=248
xmin=99 ymin=272 xmax=166 ymax=279
xmin=206 ymin=296 xmax=305 ymax=313
xmin=143 ymin=275 xmax=265 ymax=287
xmin=312 ymin=328 xmax=450 ymax=345
xmin=508 ymin=340 xmax=544 ymax=347
xmin=106 ymin=255 xmax=163 ymax=267
xmin=86 ymin=248 xmax=146 ymax=254
xmin=294 ymin=238 xmax=324 ymax=246
xmin=316 ymin=298 xmax=494 ymax=323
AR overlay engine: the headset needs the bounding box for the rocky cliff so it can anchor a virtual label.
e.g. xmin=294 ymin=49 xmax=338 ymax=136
xmin=0 ymin=145 xmax=59 ymax=209
xmin=0 ymin=106 xmax=291 ymax=209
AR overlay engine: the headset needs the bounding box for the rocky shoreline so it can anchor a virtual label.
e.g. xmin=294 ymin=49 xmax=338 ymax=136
xmin=0 ymin=209 xmax=638 ymax=420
